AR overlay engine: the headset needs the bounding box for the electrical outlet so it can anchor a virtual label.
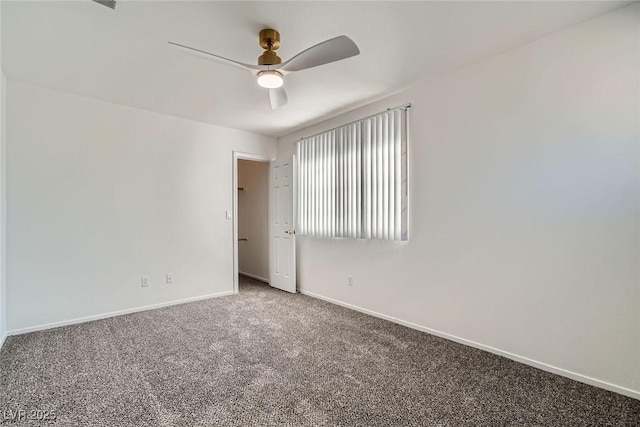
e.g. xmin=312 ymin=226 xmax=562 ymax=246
xmin=141 ymin=276 xmax=149 ymax=288
xmin=166 ymin=273 xmax=174 ymax=284
xmin=347 ymin=275 xmax=353 ymax=286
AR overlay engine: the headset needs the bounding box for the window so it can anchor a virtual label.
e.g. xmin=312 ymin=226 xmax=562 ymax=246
xmin=296 ymin=105 xmax=409 ymax=240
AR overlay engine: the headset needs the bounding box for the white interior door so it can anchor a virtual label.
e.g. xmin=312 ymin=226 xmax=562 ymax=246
xmin=270 ymin=158 xmax=296 ymax=293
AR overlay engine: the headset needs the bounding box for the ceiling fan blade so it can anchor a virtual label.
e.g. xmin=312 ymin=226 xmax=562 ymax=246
xmin=279 ymin=35 xmax=360 ymax=72
xmin=168 ymin=42 xmax=263 ymax=73
xmin=93 ymin=0 xmax=116 ymax=10
xmin=269 ymin=87 xmax=288 ymax=109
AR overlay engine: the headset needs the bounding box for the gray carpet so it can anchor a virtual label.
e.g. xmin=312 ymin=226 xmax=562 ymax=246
xmin=1 ymin=276 xmax=638 ymax=426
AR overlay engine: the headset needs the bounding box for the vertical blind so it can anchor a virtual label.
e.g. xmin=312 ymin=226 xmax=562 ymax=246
xmin=296 ymin=106 xmax=409 ymax=240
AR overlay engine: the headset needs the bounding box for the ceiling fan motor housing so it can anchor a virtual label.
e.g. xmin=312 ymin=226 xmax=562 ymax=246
xmin=258 ymin=29 xmax=282 ymax=65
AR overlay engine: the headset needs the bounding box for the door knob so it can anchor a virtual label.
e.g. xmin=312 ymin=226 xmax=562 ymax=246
xmin=284 ymin=229 xmax=296 ymax=235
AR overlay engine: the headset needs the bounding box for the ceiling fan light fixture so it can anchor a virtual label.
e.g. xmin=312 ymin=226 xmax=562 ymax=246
xmin=257 ymin=70 xmax=284 ymax=89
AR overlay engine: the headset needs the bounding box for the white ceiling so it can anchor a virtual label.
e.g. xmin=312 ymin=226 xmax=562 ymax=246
xmin=2 ymin=1 xmax=631 ymax=137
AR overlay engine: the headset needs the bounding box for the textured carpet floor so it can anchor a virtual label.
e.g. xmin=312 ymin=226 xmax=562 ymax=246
xmin=1 ymin=277 xmax=638 ymax=426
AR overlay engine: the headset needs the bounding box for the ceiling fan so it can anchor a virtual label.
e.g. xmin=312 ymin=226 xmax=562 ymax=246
xmin=169 ymin=29 xmax=360 ymax=109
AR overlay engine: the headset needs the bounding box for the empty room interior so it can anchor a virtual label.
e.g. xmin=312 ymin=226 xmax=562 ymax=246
xmin=0 ymin=1 xmax=639 ymax=425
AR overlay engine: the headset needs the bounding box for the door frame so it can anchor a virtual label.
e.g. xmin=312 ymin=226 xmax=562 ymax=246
xmin=232 ymin=151 xmax=274 ymax=294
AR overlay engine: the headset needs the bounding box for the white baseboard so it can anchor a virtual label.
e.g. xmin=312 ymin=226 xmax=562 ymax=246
xmin=300 ymin=289 xmax=640 ymax=401
xmin=239 ymin=271 xmax=269 ymax=284
xmin=8 ymin=290 xmax=235 ymax=336
xmin=0 ymin=332 xmax=7 ymax=350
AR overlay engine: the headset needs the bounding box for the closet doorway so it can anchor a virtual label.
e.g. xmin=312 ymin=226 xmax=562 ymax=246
xmin=233 ymin=154 xmax=271 ymax=292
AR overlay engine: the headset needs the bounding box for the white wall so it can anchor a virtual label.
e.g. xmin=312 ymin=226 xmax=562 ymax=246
xmin=0 ymin=0 xmax=7 ymax=346
xmin=237 ymin=159 xmax=269 ymax=282
xmin=6 ymin=81 xmax=276 ymax=332
xmin=278 ymin=5 xmax=640 ymax=398
xmin=0 ymin=73 xmax=6 ymax=345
